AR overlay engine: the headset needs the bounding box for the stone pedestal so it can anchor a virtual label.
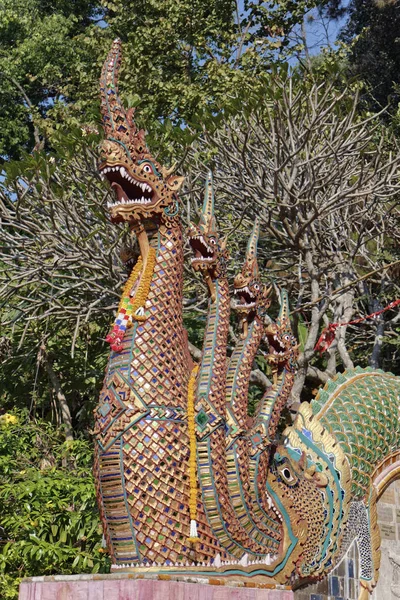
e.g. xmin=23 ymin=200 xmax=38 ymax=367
xmin=19 ymin=575 xmax=294 ymax=600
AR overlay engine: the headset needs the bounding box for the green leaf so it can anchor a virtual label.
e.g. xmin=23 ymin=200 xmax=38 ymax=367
xmin=297 ymin=316 xmax=308 ymax=353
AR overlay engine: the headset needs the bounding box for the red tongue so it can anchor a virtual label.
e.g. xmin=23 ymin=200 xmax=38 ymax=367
xmin=111 ymin=182 xmax=128 ymax=202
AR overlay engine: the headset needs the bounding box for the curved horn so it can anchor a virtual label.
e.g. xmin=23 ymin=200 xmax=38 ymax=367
xmin=160 ymin=162 xmax=177 ymax=179
xmin=100 ymin=39 xmax=131 ymax=141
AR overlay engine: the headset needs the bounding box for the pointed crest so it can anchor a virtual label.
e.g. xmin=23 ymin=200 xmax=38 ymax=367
xmin=100 ymin=39 xmax=130 ymax=140
xmin=99 ymin=39 xmax=151 ymax=159
xmin=245 ymin=218 xmax=260 ymax=279
xmin=277 ymin=289 xmax=291 ymax=331
xmin=199 ymin=171 xmax=216 ymax=234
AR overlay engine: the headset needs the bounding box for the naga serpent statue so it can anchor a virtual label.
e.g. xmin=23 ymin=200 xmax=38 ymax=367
xmin=94 ymin=40 xmax=400 ymax=600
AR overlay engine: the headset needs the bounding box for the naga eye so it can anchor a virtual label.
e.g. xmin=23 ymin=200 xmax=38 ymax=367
xmin=253 ymin=284 xmax=260 ymax=291
xmin=278 ymin=464 xmax=297 ymax=485
xmin=142 ymin=164 xmax=152 ymax=174
xmin=209 ymin=238 xmax=216 ymax=245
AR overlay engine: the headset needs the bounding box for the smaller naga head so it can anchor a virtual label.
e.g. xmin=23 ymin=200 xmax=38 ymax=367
xmin=188 ymin=172 xmax=228 ymax=285
xmin=99 ymin=40 xmax=184 ymax=224
xmin=265 ymin=290 xmax=298 ymax=373
xmin=233 ymin=218 xmax=271 ymax=332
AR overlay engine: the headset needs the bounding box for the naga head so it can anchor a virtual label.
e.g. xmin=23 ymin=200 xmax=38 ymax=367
xmin=99 ymin=39 xmax=184 ymax=224
xmin=265 ymin=290 xmax=298 ymax=373
xmin=266 ymin=402 xmax=351 ymax=584
xmin=233 ymin=218 xmax=271 ymax=331
xmin=188 ymin=172 xmax=228 ymax=283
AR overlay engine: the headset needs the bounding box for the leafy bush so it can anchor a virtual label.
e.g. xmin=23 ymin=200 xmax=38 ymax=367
xmin=0 ymin=412 xmax=109 ymax=599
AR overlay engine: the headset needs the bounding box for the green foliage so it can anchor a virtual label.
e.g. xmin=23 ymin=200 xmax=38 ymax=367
xmin=0 ymin=0 xmax=106 ymax=158
xmin=0 ymin=0 xmax=326 ymax=159
xmin=0 ymin=413 xmax=109 ymax=599
xmin=0 ymin=319 xmax=108 ymax=432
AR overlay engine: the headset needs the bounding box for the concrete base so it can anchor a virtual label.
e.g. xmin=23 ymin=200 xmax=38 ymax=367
xmin=19 ymin=574 xmax=294 ymax=600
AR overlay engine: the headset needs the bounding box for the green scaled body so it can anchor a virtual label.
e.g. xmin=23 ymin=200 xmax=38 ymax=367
xmin=311 ymin=366 xmax=400 ymax=499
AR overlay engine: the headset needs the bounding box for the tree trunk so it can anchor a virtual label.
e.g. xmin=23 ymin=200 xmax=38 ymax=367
xmin=369 ymin=298 xmax=385 ymax=369
xmin=40 ymin=343 xmax=74 ymax=442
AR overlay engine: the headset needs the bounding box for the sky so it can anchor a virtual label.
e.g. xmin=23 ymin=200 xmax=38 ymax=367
xmin=305 ymin=1 xmax=351 ymax=55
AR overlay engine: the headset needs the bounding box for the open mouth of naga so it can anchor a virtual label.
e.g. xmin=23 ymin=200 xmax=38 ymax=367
xmin=234 ymin=286 xmax=256 ymax=310
xmin=188 ymin=234 xmax=215 ymax=265
xmin=100 ymin=165 xmax=155 ymax=209
xmin=266 ymin=333 xmax=288 ymax=358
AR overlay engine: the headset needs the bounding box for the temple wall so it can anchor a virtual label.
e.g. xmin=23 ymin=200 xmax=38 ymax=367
xmin=19 ymin=577 xmax=294 ymax=600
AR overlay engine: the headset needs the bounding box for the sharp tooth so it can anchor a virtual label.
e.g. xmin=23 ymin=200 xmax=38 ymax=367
xmin=120 ymin=167 xmax=126 ymax=177
xmin=100 ymin=174 xmax=105 ymax=180
xmin=239 ymin=553 xmax=249 ymax=567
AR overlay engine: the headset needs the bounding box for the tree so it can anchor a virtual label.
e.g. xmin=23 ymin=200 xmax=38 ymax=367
xmin=0 ymin=0 xmax=104 ymax=159
xmin=0 ymin=127 xmax=120 ymax=433
xmin=344 ymin=0 xmax=400 ymax=110
xmin=184 ymin=59 xmax=400 ymax=404
xmin=0 ymin=0 xmax=327 ymax=160
xmin=319 ymin=0 xmax=400 ymax=111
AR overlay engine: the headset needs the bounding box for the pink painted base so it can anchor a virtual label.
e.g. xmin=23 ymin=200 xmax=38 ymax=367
xmin=19 ymin=575 xmax=294 ymax=600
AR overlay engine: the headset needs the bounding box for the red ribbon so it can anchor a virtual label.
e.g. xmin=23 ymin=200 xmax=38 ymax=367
xmin=314 ymin=299 xmax=400 ymax=355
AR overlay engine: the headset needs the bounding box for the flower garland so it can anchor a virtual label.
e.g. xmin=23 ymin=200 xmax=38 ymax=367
xmin=106 ymin=247 xmax=157 ymax=352
xmin=187 ymin=364 xmax=200 ymax=543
